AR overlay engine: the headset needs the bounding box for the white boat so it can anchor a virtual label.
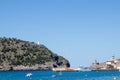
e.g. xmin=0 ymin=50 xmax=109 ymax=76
xmin=26 ymin=73 xmax=32 ymax=77
xmin=78 ymin=66 xmax=91 ymax=71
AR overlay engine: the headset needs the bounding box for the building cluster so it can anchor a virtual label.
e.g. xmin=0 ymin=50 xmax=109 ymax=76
xmin=90 ymin=56 xmax=120 ymax=70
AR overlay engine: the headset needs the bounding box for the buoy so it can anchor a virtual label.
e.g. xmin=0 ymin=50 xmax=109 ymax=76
xmin=52 ymin=75 xmax=56 ymax=78
xmin=114 ymin=77 xmax=116 ymax=80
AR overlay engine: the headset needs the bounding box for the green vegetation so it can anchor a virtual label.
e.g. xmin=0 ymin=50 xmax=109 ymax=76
xmin=0 ymin=37 xmax=70 ymax=69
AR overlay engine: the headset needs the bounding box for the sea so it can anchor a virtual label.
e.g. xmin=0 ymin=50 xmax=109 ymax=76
xmin=0 ymin=70 xmax=119 ymax=80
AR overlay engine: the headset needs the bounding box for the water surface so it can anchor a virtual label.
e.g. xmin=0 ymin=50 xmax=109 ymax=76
xmin=0 ymin=70 xmax=119 ymax=80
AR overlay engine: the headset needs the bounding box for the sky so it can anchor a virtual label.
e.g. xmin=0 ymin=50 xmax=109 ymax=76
xmin=0 ymin=0 xmax=120 ymax=67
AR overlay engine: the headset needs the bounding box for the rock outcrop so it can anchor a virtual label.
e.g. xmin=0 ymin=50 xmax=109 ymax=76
xmin=0 ymin=37 xmax=70 ymax=71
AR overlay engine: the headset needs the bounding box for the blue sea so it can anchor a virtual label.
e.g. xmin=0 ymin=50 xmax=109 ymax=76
xmin=0 ymin=70 xmax=119 ymax=80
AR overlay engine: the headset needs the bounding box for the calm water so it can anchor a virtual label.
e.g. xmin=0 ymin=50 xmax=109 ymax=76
xmin=0 ymin=70 xmax=119 ymax=80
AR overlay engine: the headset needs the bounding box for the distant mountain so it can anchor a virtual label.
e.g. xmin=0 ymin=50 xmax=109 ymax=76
xmin=0 ymin=37 xmax=70 ymax=71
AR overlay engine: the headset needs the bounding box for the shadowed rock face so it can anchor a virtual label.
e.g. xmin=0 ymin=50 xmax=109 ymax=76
xmin=0 ymin=37 xmax=70 ymax=71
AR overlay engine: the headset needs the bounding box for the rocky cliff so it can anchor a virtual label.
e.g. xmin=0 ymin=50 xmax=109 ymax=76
xmin=0 ymin=37 xmax=70 ymax=71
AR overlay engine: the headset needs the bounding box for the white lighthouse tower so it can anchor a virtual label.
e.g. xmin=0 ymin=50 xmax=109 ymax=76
xmin=37 ymin=41 xmax=40 ymax=45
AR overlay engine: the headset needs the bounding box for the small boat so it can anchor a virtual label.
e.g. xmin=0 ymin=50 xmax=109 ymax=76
xmin=26 ymin=73 xmax=32 ymax=77
xmin=78 ymin=66 xmax=91 ymax=71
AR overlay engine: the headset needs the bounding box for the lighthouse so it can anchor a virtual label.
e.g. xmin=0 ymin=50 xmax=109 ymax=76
xmin=37 ymin=41 xmax=40 ymax=45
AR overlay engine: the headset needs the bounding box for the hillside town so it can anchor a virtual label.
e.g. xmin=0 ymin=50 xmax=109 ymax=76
xmin=90 ymin=56 xmax=120 ymax=70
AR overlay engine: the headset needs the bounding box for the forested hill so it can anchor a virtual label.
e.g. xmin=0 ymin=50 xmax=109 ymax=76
xmin=0 ymin=37 xmax=70 ymax=71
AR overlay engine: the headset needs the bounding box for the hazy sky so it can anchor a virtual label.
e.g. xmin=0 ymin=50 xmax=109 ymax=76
xmin=0 ymin=0 xmax=120 ymax=67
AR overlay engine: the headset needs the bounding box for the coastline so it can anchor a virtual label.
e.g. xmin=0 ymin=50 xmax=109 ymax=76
xmin=0 ymin=68 xmax=119 ymax=72
xmin=0 ymin=69 xmax=52 ymax=72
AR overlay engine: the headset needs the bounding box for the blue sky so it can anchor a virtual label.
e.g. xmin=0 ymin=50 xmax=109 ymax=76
xmin=0 ymin=0 xmax=120 ymax=67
